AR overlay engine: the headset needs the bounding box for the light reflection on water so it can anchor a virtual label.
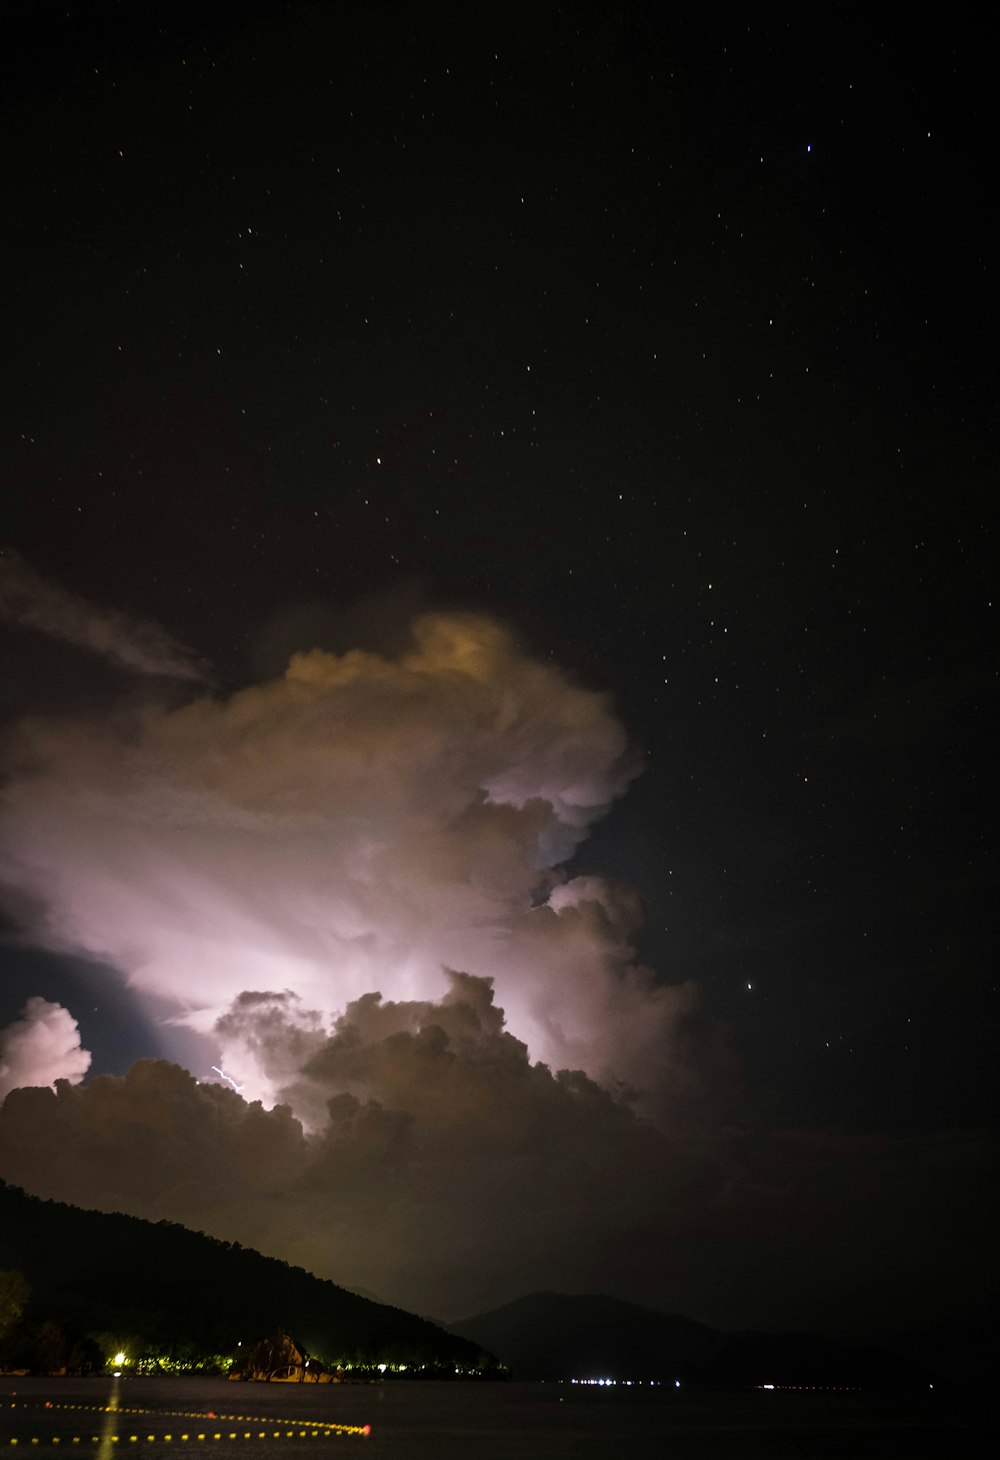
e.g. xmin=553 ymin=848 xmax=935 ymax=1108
xmin=0 ymin=1375 xmax=983 ymax=1459
xmin=95 ymin=1373 xmax=121 ymax=1460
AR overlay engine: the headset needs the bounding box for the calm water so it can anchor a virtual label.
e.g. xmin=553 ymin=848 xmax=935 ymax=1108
xmin=0 ymin=1375 xmax=990 ymax=1458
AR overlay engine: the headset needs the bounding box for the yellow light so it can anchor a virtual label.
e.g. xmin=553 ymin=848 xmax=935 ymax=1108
xmin=112 ymin=1354 xmax=127 ymax=1368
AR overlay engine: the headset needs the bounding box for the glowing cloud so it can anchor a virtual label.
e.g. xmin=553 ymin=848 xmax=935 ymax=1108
xmin=0 ymin=612 xmax=698 ymax=1112
xmin=0 ymin=996 xmax=91 ymax=1100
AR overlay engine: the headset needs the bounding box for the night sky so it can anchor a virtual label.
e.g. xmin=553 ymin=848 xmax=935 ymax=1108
xmin=0 ymin=3 xmax=996 ymax=1340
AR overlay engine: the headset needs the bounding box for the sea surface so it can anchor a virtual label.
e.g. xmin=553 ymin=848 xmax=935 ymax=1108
xmin=0 ymin=1375 xmax=990 ymax=1458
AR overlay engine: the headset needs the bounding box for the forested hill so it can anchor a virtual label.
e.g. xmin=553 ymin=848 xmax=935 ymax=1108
xmin=0 ymin=1181 xmax=494 ymax=1371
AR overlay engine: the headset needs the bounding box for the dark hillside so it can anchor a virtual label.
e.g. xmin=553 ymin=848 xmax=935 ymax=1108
xmin=451 ymin=1291 xmax=931 ymax=1388
xmin=0 ymin=1181 xmax=495 ymax=1370
xmin=451 ymin=1291 xmax=720 ymax=1380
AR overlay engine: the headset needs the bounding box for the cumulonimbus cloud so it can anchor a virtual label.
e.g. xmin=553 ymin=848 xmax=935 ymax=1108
xmin=0 ymin=549 xmax=207 ymax=682
xmin=0 ymin=996 xmax=91 ymax=1100
xmin=0 ymin=611 xmax=704 ymax=1112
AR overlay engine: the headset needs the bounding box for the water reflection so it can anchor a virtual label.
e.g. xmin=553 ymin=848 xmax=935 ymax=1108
xmin=95 ymin=1374 xmax=120 ymax=1460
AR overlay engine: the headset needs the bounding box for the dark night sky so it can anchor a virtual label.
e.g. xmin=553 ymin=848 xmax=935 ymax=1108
xmin=0 ymin=2 xmax=996 ymax=1336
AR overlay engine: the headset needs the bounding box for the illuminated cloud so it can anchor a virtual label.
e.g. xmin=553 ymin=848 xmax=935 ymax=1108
xmin=0 ymin=611 xmax=699 ymax=1111
xmin=0 ymin=996 xmax=91 ymax=1100
xmin=0 ymin=549 xmax=207 ymax=682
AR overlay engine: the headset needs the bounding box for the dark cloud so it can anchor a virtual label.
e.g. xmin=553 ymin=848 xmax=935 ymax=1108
xmin=1 ymin=971 xmax=992 ymax=1331
xmin=0 ymin=976 xmax=683 ymax=1317
xmin=0 ymin=549 xmax=208 ymax=683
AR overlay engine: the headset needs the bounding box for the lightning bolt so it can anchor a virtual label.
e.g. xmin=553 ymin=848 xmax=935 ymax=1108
xmin=210 ymin=1064 xmax=245 ymax=1093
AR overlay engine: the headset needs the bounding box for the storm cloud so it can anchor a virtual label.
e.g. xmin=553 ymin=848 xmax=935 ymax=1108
xmin=0 ymin=612 xmax=702 ymax=1113
xmin=0 ymin=602 xmax=995 ymax=1333
xmin=0 ymin=975 xmax=689 ymax=1316
xmin=0 ymin=973 xmax=991 ymax=1329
